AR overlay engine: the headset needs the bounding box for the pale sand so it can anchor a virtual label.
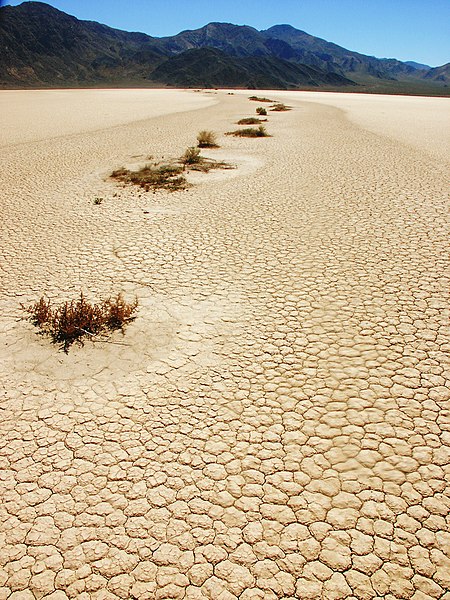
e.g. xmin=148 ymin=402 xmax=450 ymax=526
xmin=0 ymin=89 xmax=449 ymax=599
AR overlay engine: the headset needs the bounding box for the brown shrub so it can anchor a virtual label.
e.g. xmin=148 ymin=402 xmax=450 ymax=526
xmin=248 ymin=96 xmax=274 ymax=102
xmin=111 ymin=163 xmax=187 ymax=192
xmin=181 ymin=146 xmax=202 ymax=165
xmin=256 ymin=107 xmax=267 ymax=116
xmin=236 ymin=117 xmax=267 ymax=125
xmin=197 ymin=130 xmax=219 ymax=148
xmin=271 ymin=103 xmax=291 ymax=111
xmin=226 ymin=126 xmax=270 ymax=138
xmin=23 ymin=292 xmax=138 ymax=352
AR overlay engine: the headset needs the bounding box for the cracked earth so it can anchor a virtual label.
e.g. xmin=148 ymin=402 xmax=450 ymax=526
xmin=0 ymin=89 xmax=449 ymax=599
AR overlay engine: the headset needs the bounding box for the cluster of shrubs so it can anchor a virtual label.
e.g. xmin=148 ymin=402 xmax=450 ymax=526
xmin=111 ymin=163 xmax=188 ymax=192
xmin=27 ymin=93 xmax=294 ymax=351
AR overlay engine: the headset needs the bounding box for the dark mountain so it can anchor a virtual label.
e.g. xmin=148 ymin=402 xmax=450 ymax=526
xmin=0 ymin=1 xmax=167 ymax=86
xmin=0 ymin=2 xmax=448 ymax=94
xmin=158 ymin=23 xmax=271 ymax=57
xmin=149 ymin=47 xmax=352 ymax=88
xmin=422 ymin=63 xmax=450 ymax=84
xmin=405 ymin=61 xmax=431 ymax=70
xmin=261 ymin=24 xmax=419 ymax=80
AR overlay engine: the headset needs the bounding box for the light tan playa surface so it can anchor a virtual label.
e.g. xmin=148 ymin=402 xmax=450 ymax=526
xmin=0 ymin=89 xmax=449 ymax=599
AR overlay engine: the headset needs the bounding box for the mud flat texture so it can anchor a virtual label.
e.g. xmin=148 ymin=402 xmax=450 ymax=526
xmin=0 ymin=88 xmax=449 ymax=600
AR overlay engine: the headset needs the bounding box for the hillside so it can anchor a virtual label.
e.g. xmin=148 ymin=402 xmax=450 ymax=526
xmin=149 ymin=48 xmax=353 ymax=88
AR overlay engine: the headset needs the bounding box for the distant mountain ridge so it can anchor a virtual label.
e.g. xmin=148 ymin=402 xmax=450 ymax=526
xmin=1 ymin=2 xmax=448 ymax=93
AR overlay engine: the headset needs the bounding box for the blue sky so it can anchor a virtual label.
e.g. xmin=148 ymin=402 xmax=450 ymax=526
xmin=2 ymin=0 xmax=449 ymax=66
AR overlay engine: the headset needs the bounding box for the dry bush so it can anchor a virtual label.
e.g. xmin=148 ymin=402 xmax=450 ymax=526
xmin=111 ymin=163 xmax=187 ymax=192
xmin=256 ymin=107 xmax=267 ymax=116
xmin=181 ymin=146 xmax=202 ymax=165
xmin=271 ymin=103 xmax=291 ymax=111
xmin=23 ymin=292 xmax=138 ymax=352
xmin=226 ymin=126 xmax=270 ymax=138
xmin=237 ymin=117 xmax=267 ymax=125
xmin=197 ymin=130 xmax=219 ymax=148
xmin=180 ymin=147 xmax=233 ymax=173
xmin=249 ymin=96 xmax=274 ymax=102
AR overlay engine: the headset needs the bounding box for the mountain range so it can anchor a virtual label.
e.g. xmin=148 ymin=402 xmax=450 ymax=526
xmin=1 ymin=1 xmax=449 ymax=94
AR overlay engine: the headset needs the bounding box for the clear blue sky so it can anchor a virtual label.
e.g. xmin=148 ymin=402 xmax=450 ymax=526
xmin=2 ymin=0 xmax=449 ymax=66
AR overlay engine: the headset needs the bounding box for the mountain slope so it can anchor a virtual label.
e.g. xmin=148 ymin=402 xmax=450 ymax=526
xmin=158 ymin=23 xmax=271 ymax=57
xmin=0 ymin=1 xmax=166 ymax=86
xmin=422 ymin=63 xmax=450 ymax=84
xmin=405 ymin=61 xmax=431 ymax=70
xmin=149 ymin=47 xmax=353 ymax=88
xmin=262 ymin=24 xmax=419 ymax=80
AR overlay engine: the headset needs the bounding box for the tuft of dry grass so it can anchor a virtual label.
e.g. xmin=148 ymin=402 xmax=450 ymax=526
xmin=226 ymin=125 xmax=270 ymax=138
xmin=197 ymin=130 xmax=219 ymax=148
xmin=256 ymin=107 xmax=267 ymax=116
xmin=270 ymin=103 xmax=291 ymax=111
xmin=23 ymin=292 xmax=138 ymax=352
xmin=249 ymin=96 xmax=274 ymax=102
xmin=111 ymin=163 xmax=188 ymax=192
xmin=236 ymin=117 xmax=267 ymax=125
xmin=180 ymin=146 xmax=202 ymax=165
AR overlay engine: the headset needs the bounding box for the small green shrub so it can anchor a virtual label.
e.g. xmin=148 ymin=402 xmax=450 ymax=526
xmin=93 ymin=197 xmax=103 ymax=205
xmin=197 ymin=130 xmax=219 ymax=148
xmin=256 ymin=107 xmax=267 ymax=116
xmin=23 ymin=292 xmax=138 ymax=352
xmin=226 ymin=126 xmax=270 ymax=138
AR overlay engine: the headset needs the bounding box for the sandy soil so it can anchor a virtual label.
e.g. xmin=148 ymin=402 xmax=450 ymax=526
xmin=0 ymin=88 xmax=449 ymax=599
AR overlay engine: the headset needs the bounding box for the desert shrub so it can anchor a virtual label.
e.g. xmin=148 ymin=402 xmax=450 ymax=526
xmin=249 ymin=96 xmax=274 ymax=102
xmin=23 ymin=292 xmax=138 ymax=352
xmin=256 ymin=107 xmax=267 ymax=116
xmin=181 ymin=146 xmax=202 ymax=165
xmin=184 ymin=155 xmax=234 ymax=173
xmin=237 ymin=117 xmax=266 ymax=125
xmin=271 ymin=103 xmax=291 ymax=111
xmin=93 ymin=197 xmax=103 ymax=205
xmin=111 ymin=163 xmax=187 ymax=192
xmin=197 ymin=130 xmax=219 ymax=148
xmin=226 ymin=126 xmax=270 ymax=138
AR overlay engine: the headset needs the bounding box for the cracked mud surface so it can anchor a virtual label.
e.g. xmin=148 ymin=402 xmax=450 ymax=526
xmin=0 ymin=89 xmax=449 ymax=599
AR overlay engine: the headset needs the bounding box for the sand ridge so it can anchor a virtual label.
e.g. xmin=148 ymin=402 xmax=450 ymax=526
xmin=0 ymin=89 xmax=449 ymax=599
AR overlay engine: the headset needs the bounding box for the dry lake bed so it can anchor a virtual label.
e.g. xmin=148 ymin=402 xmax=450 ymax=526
xmin=0 ymin=89 xmax=449 ymax=599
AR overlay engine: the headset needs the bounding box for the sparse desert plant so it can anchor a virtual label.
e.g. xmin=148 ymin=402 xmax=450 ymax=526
xmin=237 ymin=117 xmax=267 ymax=125
xmin=23 ymin=292 xmax=138 ymax=352
xmin=256 ymin=107 xmax=267 ymax=116
xmin=181 ymin=146 xmax=202 ymax=165
xmin=93 ymin=197 xmax=103 ymax=205
xmin=182 ymin=153 xmax=234 ymax=173
xmin=197 ymin=130 xmax=219 ymax=148
xmin=249 ymin=96 xmax=274 ymax=102
xmin=226 ymin=125 xmax=270 ymax=138
xmin=271 ymin=103 xmax=291 ymax=111
xmin=111 ymin=163 xmax=188 ymax=192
